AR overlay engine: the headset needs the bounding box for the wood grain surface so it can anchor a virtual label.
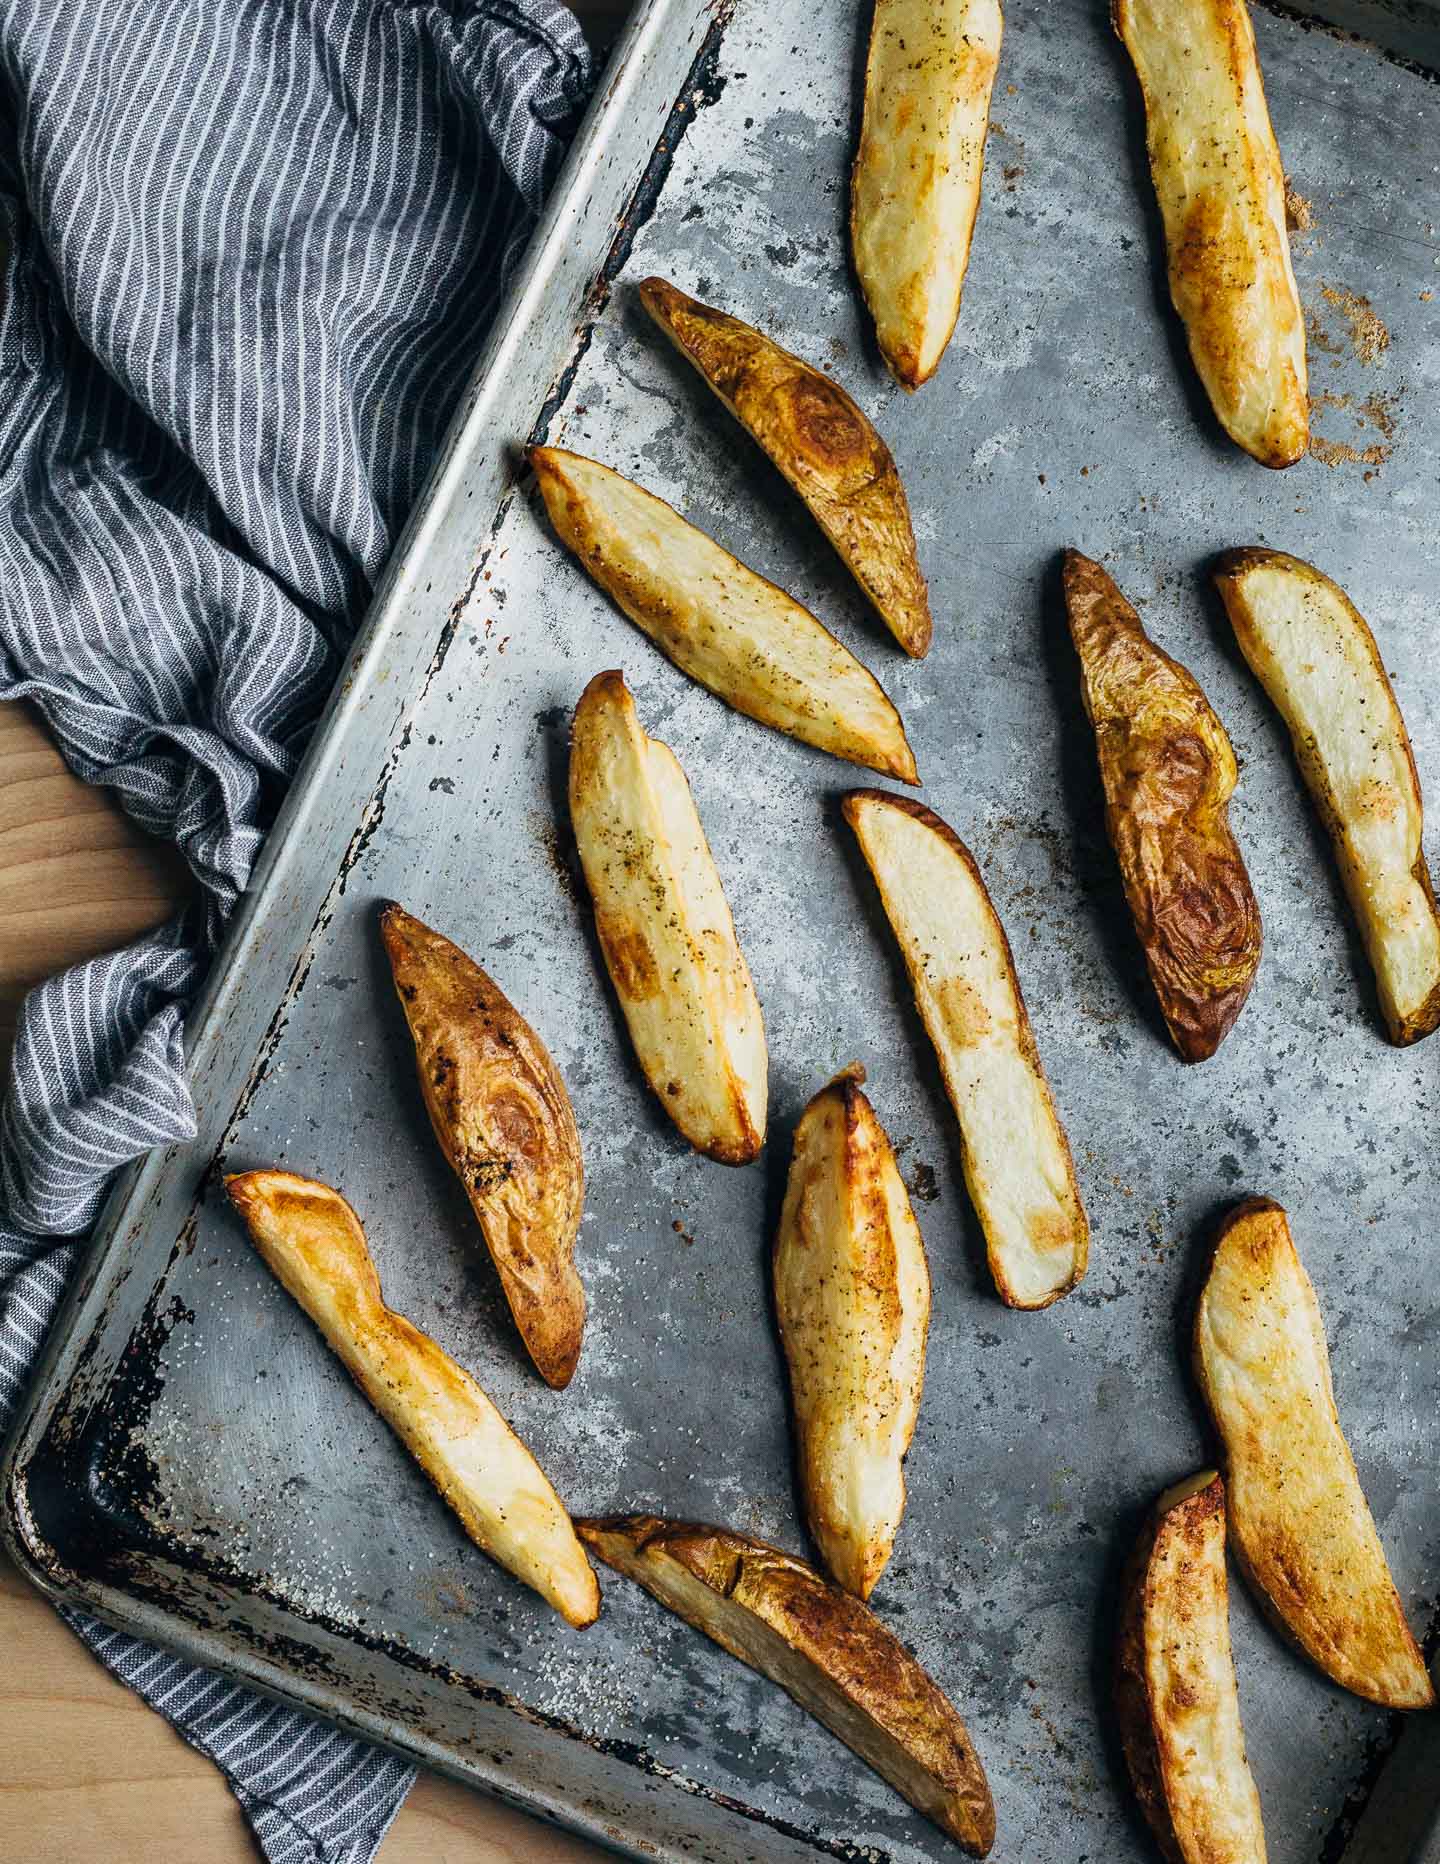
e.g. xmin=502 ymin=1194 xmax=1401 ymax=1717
xmin=1 ymin=3 xmax=630 ymax=1855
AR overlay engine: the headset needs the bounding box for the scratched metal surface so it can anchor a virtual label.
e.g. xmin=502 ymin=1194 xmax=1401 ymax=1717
xmin=9 ymin=2 xmax=1440 ymax=1860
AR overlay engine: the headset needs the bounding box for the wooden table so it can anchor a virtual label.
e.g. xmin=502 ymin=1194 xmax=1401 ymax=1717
xmin=1 ymin=2 xmax=628 ymax=1854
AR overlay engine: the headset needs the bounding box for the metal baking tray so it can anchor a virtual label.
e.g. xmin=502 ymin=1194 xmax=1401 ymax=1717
xmin=6 ymin=1 xmax=1440 ymax=1858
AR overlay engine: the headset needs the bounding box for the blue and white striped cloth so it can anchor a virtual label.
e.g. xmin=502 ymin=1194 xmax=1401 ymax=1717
xmin=0 ymin=2 xmax=593 ymax=1856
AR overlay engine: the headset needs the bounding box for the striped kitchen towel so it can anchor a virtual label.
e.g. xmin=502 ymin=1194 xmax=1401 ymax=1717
xmin=0 ymin=1 xmax=594 ymax=1857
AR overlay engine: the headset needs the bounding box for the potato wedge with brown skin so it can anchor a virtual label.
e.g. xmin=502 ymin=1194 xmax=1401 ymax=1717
xmin=844 ymin=790 xmax=1088 ymax=1308
xmin=1113 ymin=0 xmax=1307 ymax=468
xmin=1195 ymin=1198 xmax=1434 ymax=1709
xmin=569 ymin=669 xmax=766 ymax=1164
xmin=225 ymin=1171 xmax=600 ymax=1628
xmin=578 ymin=1515 xmax=995 ymax=1854
xmin=774 ymin=1064 xmax=930 ymax=1600
xmin=380 ymin=904 xmax=585 ymax=1389
xmin=530 ymin=446 xmax=918 ymax=784
xmin=1063 ymin=551 xmax=1262 ymax=1063
xmin=1115 ymin=1471 xmax=1268 ymax=1864
xmin=851 ymin=0 xmax=1004 ymax=390
xmin=639 ymin=277 xmax=932 ymax=657
xmin=1215 ymin=548 xmax=1440 ymax=1046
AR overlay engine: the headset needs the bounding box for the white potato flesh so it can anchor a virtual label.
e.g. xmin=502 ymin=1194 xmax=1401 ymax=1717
xmin=1114 ymin=0 xmax=1307 ymax=467
xmin=844 ymin=792 xmax=1088 ymax=1307
xmin=532 ymin=447 xmax=917 ymax=783
xmin=774 ymin=1068 xmax=930 ymax=1597
xmin=1195 ymin=1200 xmax=1434 ymax=1709
xmin=569 ymin=670 xmax=767 ymax=1164
xmin=1119 ymin=1472 xmax=1268 ymax=1864
xmin=1216 ymin=550 xmax=1440 ymax=1045
xmin=225 ymin=1171 xmax=599 ymax=1629
xmin=851 ymin=0 xmax=1003 ymax=388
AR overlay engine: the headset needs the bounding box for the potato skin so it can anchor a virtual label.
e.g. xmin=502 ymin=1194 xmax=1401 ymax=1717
xmin=1113 ymin=0 xmax=1307 ymax=468
xmin=1194 ymin=1198 xmax=1435 ymax=1710
xmin=578 ymin=1515 xmax=995 ymax=1855
xmin=380 ymin=904 xmax=585 ymax=1389
xmin=640 ymin=277 xmax=932 ymax=657
xmin=1063 ymin=550 xmax=1262 ymax=1062
xmin=1115 ymin=1473 xmax=1267 ymax=1864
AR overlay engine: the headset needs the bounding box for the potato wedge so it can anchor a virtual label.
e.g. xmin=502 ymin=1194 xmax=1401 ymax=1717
xmin=1113 ymin=0 xmax=1307 ymax=468
xmin=1195 ymin=1198 xmax=1433 ymax=1709
xmin=639 ymin=277 xmax=933 ymax=657
xmin=843 ymin=790 xmax=1088 ymax=1307
xmin=225 ymin=1170 xmax=599 ymax=1628
xmin=578 ymin=1515 xmax=995 ymax=1854
xmin=1063 ymin=550 xmax=1262 ymax=1063
xmin=1115 ymin=1471 xmax=1268 ymax=1864
xmin=851 ymin=0 xmax=1004 ymax=390
xmin=530 ymin=445 xmax=918 ymax=784
xmin=774 ymin=1064 xmax=930 ymax=1600
xmin=380 ymin=904 xmax=585 ymax=1389
xmin=1215 ymin=548 xmax=1440 ymax=1046
xmin=569 ymin=669 xmax=766 ymax=1164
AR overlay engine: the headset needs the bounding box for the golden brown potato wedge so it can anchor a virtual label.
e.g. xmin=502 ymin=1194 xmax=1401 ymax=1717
xmin=851 ymin=0 xmax=1004 ymax=389
xmin=1113 ymin=0 xmax=1307 ymax=468
xmin=578 ymin=1515 xmax=995 ymax=1854
xmin=774 ymin=1064 xmax=930 ymax=1600
xmin=569 ymin=669 xmax=766 ymax=1164
xmin=639 ymin=277 xmax=933 ymax=657
xmin=1115 ymin=1471 xmax=1268 ymax=1864
xmin=1063 ymin=550 xmax=1262 ymax=1063
xmin=225 ymin=1170 xmax=599 ymax=1628
xmin=844 ymin=790 xmax=1088 ymax=1308
xmin=530 ymin=445 xmax=918 ymax=784
xmin=1215 ymin=548 xmax=1440 ymax=1046
xmin=380 ymin=904 xmax=585 ymax=1389
xmin=1195 ymin=1198 xmax=1434 ymax=1709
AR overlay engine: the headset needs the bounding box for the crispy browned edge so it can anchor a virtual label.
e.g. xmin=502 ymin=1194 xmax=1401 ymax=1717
xmin=577 ymin=1514 xmax=996 ymax=1855
xmin=1114 ymin=1473 xmax=1225 ymax=1864
xmin=841 ymin=788 xmax=1088 ymax=1309
xmin=1110 ymin=0 xmax=1307 ymax=471
xmin=568 ymin=667 xmax=764 ymax=1166
xmin=528 ymin=446 xmax=920 ymax=788
xmin=224 ymin=1169 xmax=601 ymax=1628
xmin=638 ymin=275 xmax=933 ymax=658
xmin=1214 ymin=547 xmax=1440 ymax=1046
xmin=379 ymin=902 xmax=586 ymax=1386
xmin=1062 ymin=548 xmax=1262 ymax=1063
xmin=1193 ymin=1196 xmax=1437 ymax=1709
xmin=774 ymin=1062 xmax=926 ymax=1599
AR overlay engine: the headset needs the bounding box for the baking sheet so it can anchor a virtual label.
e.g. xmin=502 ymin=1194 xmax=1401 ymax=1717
xmin=7 ymin=1 xmax=1440 ymax=1859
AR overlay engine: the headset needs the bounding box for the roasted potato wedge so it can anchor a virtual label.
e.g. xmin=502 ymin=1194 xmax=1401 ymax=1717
xmin=569 ymin=669 xmax=766 ymax=1164
xmin=851 ymin=0 xmax=1004 ymax=390
xmin=579 ymin=1515 xmax=995 ymax=1854
xmin=844 ymin=790 xmax=1088 ymax=1307
xmin=380 ymin=904 xmax=585 ymax=1389
xmin=1063 ymin=551 xmax=1262 ymax=1063
xmin=530 ymin=445 xmax=918 ymax=784
xmin=1114 ymin=0 xmax=1307 ymax=468
xmin=774 ymin=1064 xmax=931 ymax=1599
xmin=1195 ymin=1198 xmax=1434 ymax=1709
xmin=225 ymin=1170 xmax=600 ymax=1628
xmin=639 ymin=277 xmax=933 ymax=657
xmin=1115 ymin=1471 xmax=1268 ymax=1864
xmin=1215 ymin=548 xmax=1440 ymax=1046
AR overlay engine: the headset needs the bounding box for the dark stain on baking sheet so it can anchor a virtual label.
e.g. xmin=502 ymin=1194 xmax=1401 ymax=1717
xmin=18 ymin=1274 xmax=893 ymax=1864
xmin=1257 ymin=0 xmax=1440 ymax=79
xmin=527 ymin=6 xmax=735 ymax=451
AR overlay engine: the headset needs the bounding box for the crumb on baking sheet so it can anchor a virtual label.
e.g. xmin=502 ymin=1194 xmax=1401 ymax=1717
xmin=1307 ymin=389 xmax=1398 ymax=469
xmin=1319 ymin=283 xmax=1390 ymax=364
xmin=1284 ymin=179 xmax=1314 ymax=231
